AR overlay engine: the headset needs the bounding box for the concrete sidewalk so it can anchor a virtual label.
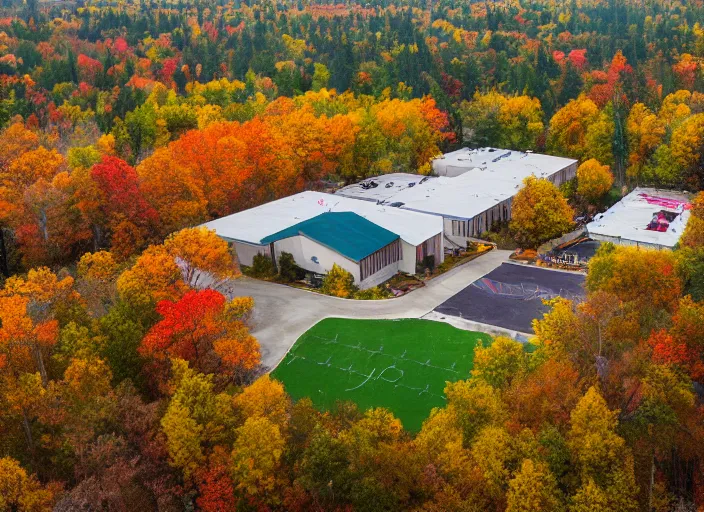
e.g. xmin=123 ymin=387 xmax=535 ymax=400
xmin=229 ymin=249 xmax=512 ymax=369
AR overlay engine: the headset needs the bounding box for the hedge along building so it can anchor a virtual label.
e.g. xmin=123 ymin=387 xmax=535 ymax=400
xmin=336 ymin=148 xmax=578 ymax=249
xmin=202 ymin=191 xmax=444 ymax=287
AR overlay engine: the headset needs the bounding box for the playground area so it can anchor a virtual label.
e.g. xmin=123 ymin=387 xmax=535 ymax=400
xmin=434 ymin=263 xmax=586 ymax=333
xmin=271 ymin=318 xmax=491 ymax=431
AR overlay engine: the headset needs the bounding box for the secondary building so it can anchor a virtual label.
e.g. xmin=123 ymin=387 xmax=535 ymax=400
xmin=336 ymin=148 xmax=577 ymax=248
xmin=586 ymin=188 xmax=691 ymax=250
xmin=261 ymin=212 xmax=402 ymax=289
xmin=202 ymin=191 xmax=444 ymax=288
xmin=432 ymin=147 xmax=577 ymax=183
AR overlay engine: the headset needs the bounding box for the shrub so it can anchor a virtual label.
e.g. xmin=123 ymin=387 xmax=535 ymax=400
xmin=422 ymin=254 xmax=435 ymax=271
xmin=246 ymin=253 xmax=275 ymax=278
xmin=320 ymin=264 xmax=358 ymax=298
xmin=278 ymin=252 xmax=304 ymax=283
xmin=354 ymin=286 xmax=392 ymax=300
xmin=225 ymin=296 xmax=255 ymax=322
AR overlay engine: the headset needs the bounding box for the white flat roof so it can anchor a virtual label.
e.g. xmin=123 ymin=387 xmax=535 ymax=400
xmin=336 ymin=149 xmax=577 ymax=220
xmin=433 ymin=147 xmax=576 ymax=178
xmin=202 ymin=191 xmax=443 ymax=247
xmin=586 ymin=188 xmax=691 ymax=248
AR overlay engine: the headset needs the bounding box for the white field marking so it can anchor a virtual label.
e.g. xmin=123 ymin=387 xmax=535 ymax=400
xmin=345 ymin=368 xmax=376 ymax=391
xmin=287 ymin=332 xmax=461 ymax=400
xmin=378 ymin=365 xmax=404 ymax=383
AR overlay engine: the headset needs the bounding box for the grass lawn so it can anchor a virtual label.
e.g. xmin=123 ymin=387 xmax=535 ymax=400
xmin=271 ymin=318 xmax=491 ymax=432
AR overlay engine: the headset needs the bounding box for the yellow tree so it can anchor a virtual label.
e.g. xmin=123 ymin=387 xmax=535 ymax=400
xmin=230 ymin=416 xmax=286 ymax=503
xmin=498 ymin=95 xmax=544 ymax=151
xmin=232 ymin=375 xmax=289 ymax=429
xmin=576 ymin=159 xmax=614 ymax=205
xmin=681 ymin=192 xmax=704 ymax=249
xmin=586 ymin=244 xmax=681 ymax=317
xmin=547 ymin=96 xmax=613 ymax=164
xmin=626 ymin=103 xmax=664 ymax=181
xmin=160 ymin=359 xmax=236 ymax=481
xmin=471 ymin=336 xmax=526 ymax=389
xmin=470 ymin=425 xmax=513 ymax=498
xmin=443 ymin=379 xmax=507 ymax=447
xmin=510 ymin=176 xmax=574 ymax=249
xmin=320 ymin=264 xmax=357 ymax=298
xmin=76 ymin=250 xmax=120 ymax=315
xmin=266 ymin=103 xmax=358 ymax=188
xmin=459 ymin=90 xmax=506 ymax=147
xmin=0 ymin=457 xmax=57 ymax=511
xmin=1 ymin=267 xmax=75 ymax=382
xmin=567 ymin=387 xmax=638 ymax=511
xmin=116 ymin=245 xmax=187 ymax=308
xmin=658 ymin=90 xmax=692 ymax=128
xmin=669 ymin=113 xmax=704 ymax=189
xmin=506 ymin=459 xmax=562 ymax=512
xmin=163 ymin=227 xmax=238 ymax=290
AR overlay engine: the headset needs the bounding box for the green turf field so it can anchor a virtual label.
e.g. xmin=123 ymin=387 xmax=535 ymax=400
xmin=271 ymin=318 xmax=492 ymax=432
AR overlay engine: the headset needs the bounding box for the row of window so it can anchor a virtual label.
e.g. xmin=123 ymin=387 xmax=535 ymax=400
xmin=360 ymin=239 xmax=401 ymax=281
xmin=450 ymin=202 xmax=512 ymax=238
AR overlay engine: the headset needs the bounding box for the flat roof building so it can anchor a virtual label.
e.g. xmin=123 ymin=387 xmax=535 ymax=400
xmin=336 ymin=148 xmax=577 ymax=248
xmin=432 ymin=147 xmax=577 ymax=181
xmin=203 ymin=191 xmax=444 ymax=288
xmin=586 ymin=188 xmax=691 ymax=250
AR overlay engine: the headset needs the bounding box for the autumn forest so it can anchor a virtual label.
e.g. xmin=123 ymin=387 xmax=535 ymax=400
xmin=1 ymin=0 xmax=704 ymax=510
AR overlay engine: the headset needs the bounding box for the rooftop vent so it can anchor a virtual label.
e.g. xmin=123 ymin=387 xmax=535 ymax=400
xmin=491 ymin=151 xmax=511 ymax=163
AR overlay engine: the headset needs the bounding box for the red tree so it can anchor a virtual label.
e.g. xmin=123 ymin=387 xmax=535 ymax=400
xmin=196 ymin=464 xmax=237 ymax=512
xmin=140 ymin=289 xmax=260 ymax=378
xmin=90 ymin=156 xmax=159 ymax=229
xmin=649 ymin=297 xmax=704 ymax=381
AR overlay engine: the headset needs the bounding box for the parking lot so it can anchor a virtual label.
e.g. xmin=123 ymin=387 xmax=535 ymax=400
xmin=433 ymin=263 xmax=586 ymax=334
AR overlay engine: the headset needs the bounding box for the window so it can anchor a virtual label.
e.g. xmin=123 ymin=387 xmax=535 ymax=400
xmin=452 ymin=220 xmax=467 ymax=237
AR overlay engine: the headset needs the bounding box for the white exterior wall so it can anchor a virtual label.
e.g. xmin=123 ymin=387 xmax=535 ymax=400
xmin=233 ymin=241 xmax=269 ymax=266
xmin=400 ymin=240 xmax=417 ymax=274
xmin=443 ymin=217 xmax=469 ymax=248
xmin=547 ymin=161 xmax=578 ymax=187
xmin=272 ymin=235 xmax=403 ymax=289
xmin=589 ymin=233 xmax=674 ymax=251
xmin=273 ymin=235 xmax=362 ymax=283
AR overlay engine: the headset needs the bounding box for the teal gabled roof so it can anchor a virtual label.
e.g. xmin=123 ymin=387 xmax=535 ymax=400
xmin=260 ymin=212 xmax=399 ymax=262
